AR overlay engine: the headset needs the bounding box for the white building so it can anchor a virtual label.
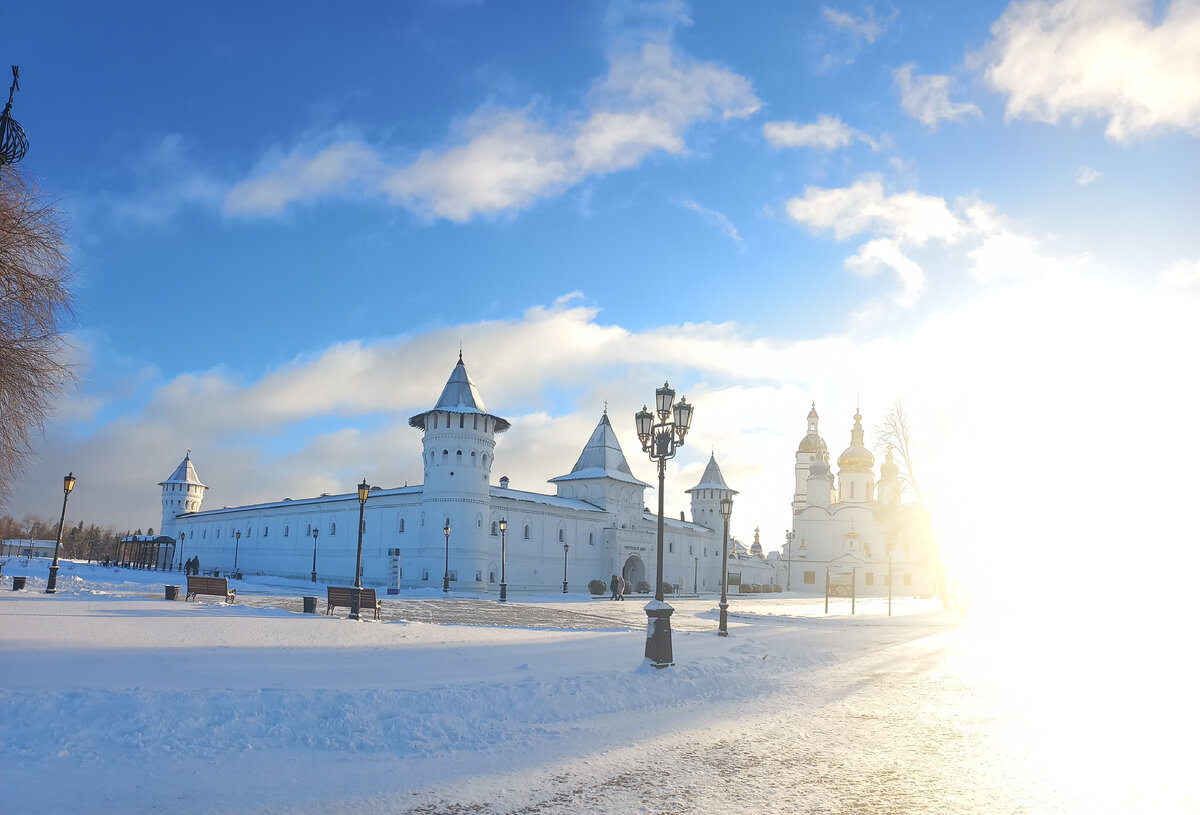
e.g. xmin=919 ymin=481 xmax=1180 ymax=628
xmin=781 ymin=404 xmax=939 ymax=597
xmin=162 ymin=355 xmax=775 ymax=594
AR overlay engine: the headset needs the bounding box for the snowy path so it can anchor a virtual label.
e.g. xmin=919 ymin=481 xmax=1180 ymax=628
xmin=3 ymin=562 xmax=1195 ymax=814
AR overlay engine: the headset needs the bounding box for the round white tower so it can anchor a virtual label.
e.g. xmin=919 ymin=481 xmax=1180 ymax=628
xmin=158 ymin=450 xmax=208 ymax=535
xmin=837 ymin=410 xmax=875 ymax=504
xmin=408 ymin=353 xmax=509 ymax=591
xmin=792 ymin=402 xmax=827 ymax=516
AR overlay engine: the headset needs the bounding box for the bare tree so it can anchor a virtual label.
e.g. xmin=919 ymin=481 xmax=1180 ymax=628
xmin=0 ymin=165 xmax=75 ymax=497
xmin=873 ymin=400 xmax=923 ymax=510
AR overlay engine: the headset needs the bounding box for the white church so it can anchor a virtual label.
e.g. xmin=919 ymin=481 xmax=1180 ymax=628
xmin=159 ymin=355 xmax=776 ymax=594
xmin=781 ymin=404 xmax=939 ymax=597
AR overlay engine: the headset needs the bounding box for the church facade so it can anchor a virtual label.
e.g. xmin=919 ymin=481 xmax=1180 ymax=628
xmin=781 ymin=404 xmax=939 ymax=597
xmin=160 ymin=356 xmax=774 ymax=594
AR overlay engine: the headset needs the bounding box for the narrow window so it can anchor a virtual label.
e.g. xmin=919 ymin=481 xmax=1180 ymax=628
xmin=330 ymin=522 xmax=336 ymax=535
xmin=473 ymin=415 xmax=478 ymax=429
xmin=422 ymin=569 xmax=429 ymax=581
xmin=558 ymin=529 xmax=564 ymax=542
xmin=459 ymin=415 xmax=464 ymax=428
xmin=263 ymin=526 xmax=268 ymax=537
xmin=524 ymin=525 xmax=530 ymax=540
xmin=471 ymin=451 xmax=477 ymax=466
xmin=284 ymin=525 xmax=289 ymax=537
xmin=456 ymin=450 xmax=462 ymax=464
xmin=491 ymin=522 xmax=497 ymax=536
xmin=669 ymin=541 xmax=675 ymax=553
xmin=475 ymin=570 xmax=482 ymax=581
xmin=588 ymin=532 xmax=594 ymax=545
xmin=399 ymin=518 xmax=405 ymax=533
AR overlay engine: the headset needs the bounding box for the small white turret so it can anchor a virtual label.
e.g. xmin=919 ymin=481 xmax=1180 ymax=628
xmin=686 ymin=453 xmax=737 ymax=531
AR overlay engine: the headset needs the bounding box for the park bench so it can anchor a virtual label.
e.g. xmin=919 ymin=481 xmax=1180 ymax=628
xmin=186 ymin=575 xmax=236 ymax=603
xmin=326 ymin=586 xmax=381 ymax=620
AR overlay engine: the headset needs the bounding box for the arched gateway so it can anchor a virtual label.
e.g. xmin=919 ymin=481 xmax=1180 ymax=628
xmin=622 ymin=554 xmax=646 ymax=590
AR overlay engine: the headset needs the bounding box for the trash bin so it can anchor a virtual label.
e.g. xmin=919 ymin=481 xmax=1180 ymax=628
xmin=165 ymin=585 xmax=180 ymax=601
xmin=12 ymin=575 xmax=27 ymax=591
xmin=302 ymin=595 xmax=318 ymax=614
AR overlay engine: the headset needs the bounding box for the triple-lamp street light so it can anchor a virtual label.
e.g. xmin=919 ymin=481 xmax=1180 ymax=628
xmin=350 ymin=478 xmax=369 ymax=621
xmin=718 ymin=494 xmax=733 ymax=636
xmin=45 ymin=472 xmax=76 ymax=593
xmin=635 ymin=382 xmax=694 ymax=669
xmin=442 ymin=519 xmax=451 ymax=593
xmin=498 ymin=518 xmax=508 ymax=602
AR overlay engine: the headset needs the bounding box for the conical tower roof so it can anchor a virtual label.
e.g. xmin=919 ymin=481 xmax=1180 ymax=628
xmin=549 ymin=412 xmax=650 ymax=487
xmin=686 ymin=453 xmax=738 ymax=494
xmin=409 ymin=353 xmax=510 ymax=432
xmin=158 ymin=450 xmax=207 ymax=490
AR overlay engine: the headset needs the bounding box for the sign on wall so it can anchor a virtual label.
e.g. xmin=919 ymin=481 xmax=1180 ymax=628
xmin=388 ymin=548 xmax=401 ymax=595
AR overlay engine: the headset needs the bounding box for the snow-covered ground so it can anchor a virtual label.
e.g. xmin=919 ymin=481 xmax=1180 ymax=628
xmin=1 ymin=558 xmax=1194 ymax=814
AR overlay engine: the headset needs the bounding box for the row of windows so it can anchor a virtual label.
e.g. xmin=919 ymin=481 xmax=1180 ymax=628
xmin=430 ymin=412 xmax=492 ymax=432
xmin=427 ymin=449 xmax=492 ymax=469
xmin=488 ymin=521 xmax=596 ymax=545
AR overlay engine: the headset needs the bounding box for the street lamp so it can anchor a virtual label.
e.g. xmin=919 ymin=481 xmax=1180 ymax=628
xmin=178 ymin=531 xmax=185 ymax=572
xmin=498 ymin=518 xmax=508 ymax=602
xmin=311 ymin=526 xmax=319 ymax=583
xmin=233 ymin=530 xmax=242 ymax=575
xmin=693 ymin=556 xmax=698 ymax=593
xmin=634 ymin=381 xmax=694 ymax=668
xmin=442 ymin=519 xmax=451 ymax=593
xmin=562 ymin=543 xmax=569 ymax=593
xmin=718 ymin=495 xmax=732 ymax=636
xmin=784 ymin=530 xmax=794 ymax=591
xmin=350 ymin=479 xmax=369 ymax=621
xmin=45 ymin=472 xmax=76 ymax=593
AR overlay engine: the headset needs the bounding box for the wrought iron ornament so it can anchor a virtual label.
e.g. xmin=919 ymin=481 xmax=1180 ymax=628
xmin=0 ymin=66 xmax=29 ymax=166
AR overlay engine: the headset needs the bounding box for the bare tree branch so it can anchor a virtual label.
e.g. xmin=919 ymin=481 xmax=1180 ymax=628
xmin=0 ymin=165 xmax=75 ymax=497
xmin=873 ymin=400 xmax=923 ymax=510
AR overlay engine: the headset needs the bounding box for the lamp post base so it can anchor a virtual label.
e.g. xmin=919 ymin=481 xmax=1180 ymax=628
xmin=349 ymin=587 xmax=361 ymax=621
xmin=443 ymin=577 xmax=450 ymax=593
xmin=562 ymin=581 xmax=568 ymax=594
xmin=46 ymin=564 xmax=59 ymax=594
xmin=718 ymin=601 xmax=729 ymax=636
xmin=499 ymin=582 xmax=507 ymax=602
xmin=644 ymin=602 xmax=675 ymax=668
xmin=311 ymin=572 xmax=316 ymax=583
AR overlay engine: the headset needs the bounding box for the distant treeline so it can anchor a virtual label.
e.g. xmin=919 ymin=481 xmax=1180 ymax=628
xmin=0 ymin=514 xmax=151 ymax=561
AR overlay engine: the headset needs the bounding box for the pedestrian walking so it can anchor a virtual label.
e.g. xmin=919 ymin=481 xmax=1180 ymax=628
xmin=609 ymin=574 xmax=619 ymax=601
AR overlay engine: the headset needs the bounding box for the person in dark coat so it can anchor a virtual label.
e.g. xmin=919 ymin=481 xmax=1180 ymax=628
xmin=609 ymin=574 xmax=620 ymax=600
xmin=191 ymin=556 xmax=200 ymax=576
xmin=617 ymin=576 xmax=626 ymax=600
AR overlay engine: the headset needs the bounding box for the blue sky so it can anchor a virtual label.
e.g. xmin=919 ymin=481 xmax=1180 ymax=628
xmin=5 ymin=1 xmax=1199 ymax=575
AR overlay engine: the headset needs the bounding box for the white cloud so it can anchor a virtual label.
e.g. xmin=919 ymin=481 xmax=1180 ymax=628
xmin=784 ymin=177 xmax=1077 ymax=305
xmin=822 ymin=6 xmax=896 ymax=44
xmin=1076 ymin=165 xmax=1102 ymax=185
xmin=763 ymin=114 xmax=877 ymax=150
xmin=226 ymin=141 xmax=383 ymax=216
xmin=845 ymin=238 xmax=926 ymax=306
xmin=977 ymin=0 xmax=1200 ymax=143
xmin=1160 ymin=255 xmax=1200 ymax=289
xmin=894 ymin=64 xmax=982 ymax=130
xmin=682 ymin=199 xmax=745 ymax=250
xmin=785 ymin=175 xmax=962 ymax=246
xmin=225 ymin=42 xmax=760 ymax=221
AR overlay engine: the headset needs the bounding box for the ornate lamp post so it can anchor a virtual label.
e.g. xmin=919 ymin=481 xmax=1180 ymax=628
xmin=311 ymin=527 xmax=319 ymax=583
xmin=718 ymin=495 xmax=732 ymax=636
xmin=634 ymin=382 xmax=694 ymax=668
xmin=498 ymin=518 xmax=508 ymax=602
xmin=233 ymin=530 xmax=242 ymax=575
xmin=784 ymin=530 xmax=794 ymax=591
xmin=350 ymin=479 xmax=369 ymax=621
xmin=45 ymin=472 xmax=76 ymax=593
xmin=442 ymin=519 xmax=451 ymax=593
xmin=178 ymin=531 xmax=186 ymax=572
xmin=562 ymin=543 xmax=569 ymax=593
